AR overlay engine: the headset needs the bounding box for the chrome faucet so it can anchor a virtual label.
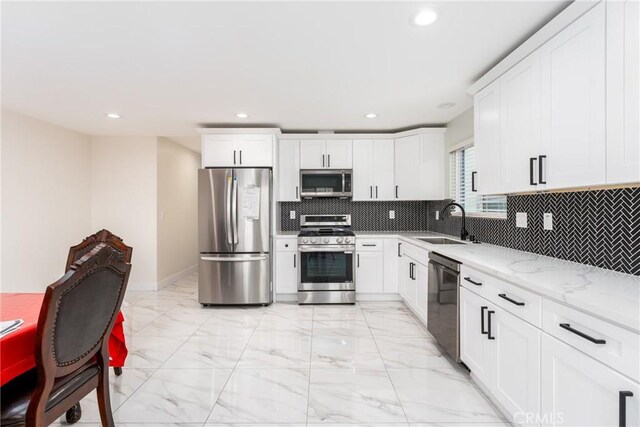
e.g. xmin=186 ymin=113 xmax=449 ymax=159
xmin=441 ymin=201 xmax=470 ymax=241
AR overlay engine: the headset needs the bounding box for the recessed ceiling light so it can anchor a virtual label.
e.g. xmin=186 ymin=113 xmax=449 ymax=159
xmin=236 ymin=112 xmax=248 ymax=118
xmin=437 ymin=103 xmax=456 ymax=109
xmin=413 ymin=9 xmax=438 ymax=27
xmin=364 ymin=113 xmax=377 ymax=119
xmin=105 ymin=113 xmax=121 ymax=119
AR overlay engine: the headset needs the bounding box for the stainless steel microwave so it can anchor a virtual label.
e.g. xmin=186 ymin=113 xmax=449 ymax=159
xmin=300 ymin=170 xmax=352 ymax=198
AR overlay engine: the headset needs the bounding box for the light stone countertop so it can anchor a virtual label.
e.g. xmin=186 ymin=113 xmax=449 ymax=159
xmin=275 ymin=230 xmax=640 ymax=332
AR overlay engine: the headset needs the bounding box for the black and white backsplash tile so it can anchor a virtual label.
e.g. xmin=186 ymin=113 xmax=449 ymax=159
xmin=279 ymin=187 xmax=639 ymax=275
xmin=429 ymin=187 xmax=640 ymax=276
xmin=280 ymin=199 xmax=430 ymax=231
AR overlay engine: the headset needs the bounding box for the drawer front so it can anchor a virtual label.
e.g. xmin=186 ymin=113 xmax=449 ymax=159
xmin=401 ymin=241 xmax=429 ymax=262
xmin=275 ymin=238 xmax=297 ymax=252
xmin=459 ymin=265 xmax=493 ymax=301
xmin=489 ymin=278 xmax=542 ymax=328
xmin=357 ymin=239 xmax=383 ymax=252
xmin=543 ymin=298 xmax=640 ymax=382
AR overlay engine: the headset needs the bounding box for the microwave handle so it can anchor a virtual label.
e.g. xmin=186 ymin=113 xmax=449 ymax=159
xmin=342 ymin=173 xmax=345 ymax=194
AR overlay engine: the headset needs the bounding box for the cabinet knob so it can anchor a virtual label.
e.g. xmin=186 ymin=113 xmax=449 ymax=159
xmin=285 ymin=244 xmax=289 ymax=248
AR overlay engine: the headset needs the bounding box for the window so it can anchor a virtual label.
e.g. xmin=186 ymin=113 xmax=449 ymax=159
xmin=449 ymin=143 xmax=506 ymax=217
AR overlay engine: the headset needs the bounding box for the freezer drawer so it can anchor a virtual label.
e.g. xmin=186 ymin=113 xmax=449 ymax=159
xmin=198 ymin=254 xmax=272 ymax=305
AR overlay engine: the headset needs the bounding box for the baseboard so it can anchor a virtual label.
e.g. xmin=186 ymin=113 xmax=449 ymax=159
xmin=128 ymin=282 xmax=158 ymax=291
xmin=275 ymin=293 xmax=298 ymax=302
xmin=157 ymin=265 xmax=197 ymax=289
xmin=356 ymin=293 xmax=402 ymax=301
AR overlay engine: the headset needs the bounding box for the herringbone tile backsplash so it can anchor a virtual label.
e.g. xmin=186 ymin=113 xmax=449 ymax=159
xmin=279 ymin=187 xmax=639 ymax=275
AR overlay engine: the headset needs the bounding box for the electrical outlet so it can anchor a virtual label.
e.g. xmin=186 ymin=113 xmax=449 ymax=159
xmin=544 ymin=213 xmax=553 ymax=230
xmin=289 ymin=210 xmax=296 ymax=220
xmin=516 ymin=212 xmax=528 ymax=228
xmin=435 ymin=210 xmax=440 ymax=220
xmin=389 ymin=210 xmax=395 ymax=220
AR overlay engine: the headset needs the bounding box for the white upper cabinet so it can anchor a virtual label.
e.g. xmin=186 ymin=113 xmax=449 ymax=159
xmin=202 ymin=134 xmax=273 ymax=167
xmin=300 ymin=139 xmax=352 ymax=169
xmin=325 ymin=139 xmax=353 ymax=169
xmin=299 ymin=139 xmax=326 ymax=169
xmin=474 ymin=80 xmax=502 ymax=195
xmin=353 ymin=139 xmax=395 ymax=200
xmin=420 ymin=133 xmax=445 ymax=200
xmin=540 ymin=2 xmax=606 ymax=190
xmin=607 ymin=0 xmax=640 ymax=185
xmin=278 ymin=139 xmax=300 ymax=201
xmin=394 ymin=135 xmax=424 ymax=200
xmin=499 ymin=51 xmax=542 ymax=193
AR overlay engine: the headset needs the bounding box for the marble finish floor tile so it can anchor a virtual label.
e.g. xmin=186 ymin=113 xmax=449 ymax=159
xmin=312 ymin=319 xmax=372 ymax=337
xmin=313 ymin=305 xmax=366 ymax=321
xmin=311 ymin=335 xmax=385 ymax=369
xmin=125 ymin=335 xmax=188 ymax=368
xmin=374 ymin=335 xmax=444 ymax=368
xmin=207 ymin=368 xmax=309 ymax=423
xmin=163 ymin=335 xmax=250 ymax=368
xmin=115 ymin=368 xmax=232 ymax=423
xmin=388 ymin=368 xmax=505 ymax=424
xmin=236 ymin=330 xmax=312 ymax=368
xmin=307 ymin=369 xmax=407 ymax=424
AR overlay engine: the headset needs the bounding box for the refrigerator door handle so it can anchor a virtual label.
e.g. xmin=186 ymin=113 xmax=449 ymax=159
xmin=232 ymin=176 xmax=239 ymax=244
xmin=225 ymin=173 xmax=233 ymax=245
xmin=201 ymin=255 xmax=268 ymax=262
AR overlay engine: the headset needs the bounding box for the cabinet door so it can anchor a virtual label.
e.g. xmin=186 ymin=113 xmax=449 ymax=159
xmin=500 ymin=52 xmax=542 ymax=193
xmin=202 ymin=135 xmax=238 ymax=167
xmin=356 ymin=251 xmax=384 ymax=293
xmin=300 ymin=140 xmax=326 ymax=169
xmin=237 ymin=135 xmax=273 ymax=167
xmin=394 ymin=135 xmax=422 ymax=200
xmin=607 ymin=0 xmax=640 ymax=185
xmin=491 ymin=308 xmax=540 ymax=425
xmin=541 ymin=333 xmax=639 ymax=427
xmin=474 ymin=79 xmax=502 ymax=194
xmin=352 ymin=140 xmax=375 ymax=200
xmin=415 ymin=261 xmax=428 ymax=323
xmin=459 ymin=287 xmax=492 ymax=386
xmin=373 ymin=140 xmax=396 ymax=200
xmin=421 ymin=134 xmax=445 ymax=200
xmin=383 ymin=239 xmax=400 ymax=294
xmin=540 ymin=3 xmax=606 ymax=190
xmin=400 ymin=257 xmax=415 ymax=305
xmin=277 ymin=139 xmax=300 ymax=201
xmin=275 ymin=251 xmax=298 ymax=294
xmin=326 ymin=139 xmax=353 ymax=169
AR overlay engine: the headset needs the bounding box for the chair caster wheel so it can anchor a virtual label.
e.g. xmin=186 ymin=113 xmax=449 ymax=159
xmin=66 ymin=403 xmax=82 ymax=424
xmin=114 ymin=367 xmax=123 ymax=376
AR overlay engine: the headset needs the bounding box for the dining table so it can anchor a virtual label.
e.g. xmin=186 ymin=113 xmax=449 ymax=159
xmin=0 ymin=293 xmax=128 ymax=387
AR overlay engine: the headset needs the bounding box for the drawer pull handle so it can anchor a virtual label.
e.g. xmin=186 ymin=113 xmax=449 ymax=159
xmin=464 ymin=277 xmax=482 ymax=286
xmin=620 ymin=391 xmax=633 ymax=427
xmin=559 ymin=323 xmax=606 ymax=344
xmin=498 ymin=293 xmax=525 ymax=306
xmin=487 ymin=310 xmax=495 ymax=340
xmin=362 ymin=244 xmax=377 ymax=247
xmin=481 ymin=306 xmax=488 ymax=335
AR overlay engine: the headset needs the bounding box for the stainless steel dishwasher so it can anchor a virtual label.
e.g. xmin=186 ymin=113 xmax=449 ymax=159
xmin=427 ymin=252 xmax=461 ymax=362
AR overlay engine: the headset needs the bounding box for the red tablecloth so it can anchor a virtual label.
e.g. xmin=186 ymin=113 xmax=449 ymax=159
xmin=0 ymin=293 xmax=127 ymax=386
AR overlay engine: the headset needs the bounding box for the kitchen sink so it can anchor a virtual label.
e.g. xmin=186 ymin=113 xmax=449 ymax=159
xmin=416 ymin=237 xmax=467 ymax=245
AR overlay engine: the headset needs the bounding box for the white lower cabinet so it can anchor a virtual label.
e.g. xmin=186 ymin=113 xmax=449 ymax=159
xmin=398 ymin=240 xmax=429 ymax=324
xmin=275 ymin=238 xmax=298 ymax=295
xmin=541 ymin=333 xmax=639 ymax=427
xmin=356 ymin=251 xmax=384 ymax=293
xmin=460 ymin=287 xmax=494 ymax=385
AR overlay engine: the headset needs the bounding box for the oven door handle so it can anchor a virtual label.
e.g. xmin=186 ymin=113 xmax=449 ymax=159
xmin=298 ymin=247 xmax=354 ymax=253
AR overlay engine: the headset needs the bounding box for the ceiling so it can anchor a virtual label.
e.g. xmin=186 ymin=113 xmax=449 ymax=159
xmin=2 ymin=1 xmax=570 ymax=151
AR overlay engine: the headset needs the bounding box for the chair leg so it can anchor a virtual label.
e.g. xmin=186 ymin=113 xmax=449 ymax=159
xmin=96 ymin=366 xmax=115 ymax=427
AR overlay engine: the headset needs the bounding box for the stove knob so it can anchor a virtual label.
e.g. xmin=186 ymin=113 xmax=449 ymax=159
xmin=323 ymin=237 xmax=329 ymax=244
xmin=345 ymin=237 xmax=352 ymax=243
xmin=336 ymin=237 xmax=343 ymax=244
xmin=302 ymin=238 xmax=309 ymax=244
xmin=310 ymin=238 xmax=317 ymax=244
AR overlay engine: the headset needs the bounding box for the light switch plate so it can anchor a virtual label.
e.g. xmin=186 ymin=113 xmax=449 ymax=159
xmin=389 ymin=210 xmax=395 ymax=219
xmin=544 ymin=213 xmax=553 ymax=230
xmin=516 ymin=212 xmax=527 ymax=228
xmin=290 ymin=210 xmax=296 ymax=220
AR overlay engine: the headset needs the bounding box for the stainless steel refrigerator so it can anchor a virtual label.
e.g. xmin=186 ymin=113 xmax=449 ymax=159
xmin=198 ymin=168 xmax=272 ymax=305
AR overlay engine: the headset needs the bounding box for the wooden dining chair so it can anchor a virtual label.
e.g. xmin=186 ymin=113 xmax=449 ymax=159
xmin=66 ymin=229 xmax=133 ymax=269
xmin=0 ymin=243 xmax=131 ymax=427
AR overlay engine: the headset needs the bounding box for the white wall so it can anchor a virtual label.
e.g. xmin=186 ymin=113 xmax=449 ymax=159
xmin=90 ymin=136 xmax=158 ymax=290
xmin=1 ymin=110 xmax=92 ymax=292
xmin=444 ymin=107 xmax=474 ymax=195
xmin=157 ymin=137 xmax=199 ymax=285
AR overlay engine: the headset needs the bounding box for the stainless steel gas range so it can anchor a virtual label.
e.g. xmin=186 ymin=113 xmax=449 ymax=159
xmin=297 ymin=214 xmax=356 ymax=304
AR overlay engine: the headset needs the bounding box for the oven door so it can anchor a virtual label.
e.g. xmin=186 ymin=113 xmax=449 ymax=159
xmin=300 ymin=170 xmax=351 ymax=198
xmin=298 ymin=246 xmax=355 ymax=291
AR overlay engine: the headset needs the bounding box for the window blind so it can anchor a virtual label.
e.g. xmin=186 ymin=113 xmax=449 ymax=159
xmin=449 ymin=144 xmax=506 ymax=214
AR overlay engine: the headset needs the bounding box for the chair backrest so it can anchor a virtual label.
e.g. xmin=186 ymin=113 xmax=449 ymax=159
xmin=66 ymin=229 xmax=132 ymax=271
xmin=37 ymin=243 xmax=131 ymax=377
